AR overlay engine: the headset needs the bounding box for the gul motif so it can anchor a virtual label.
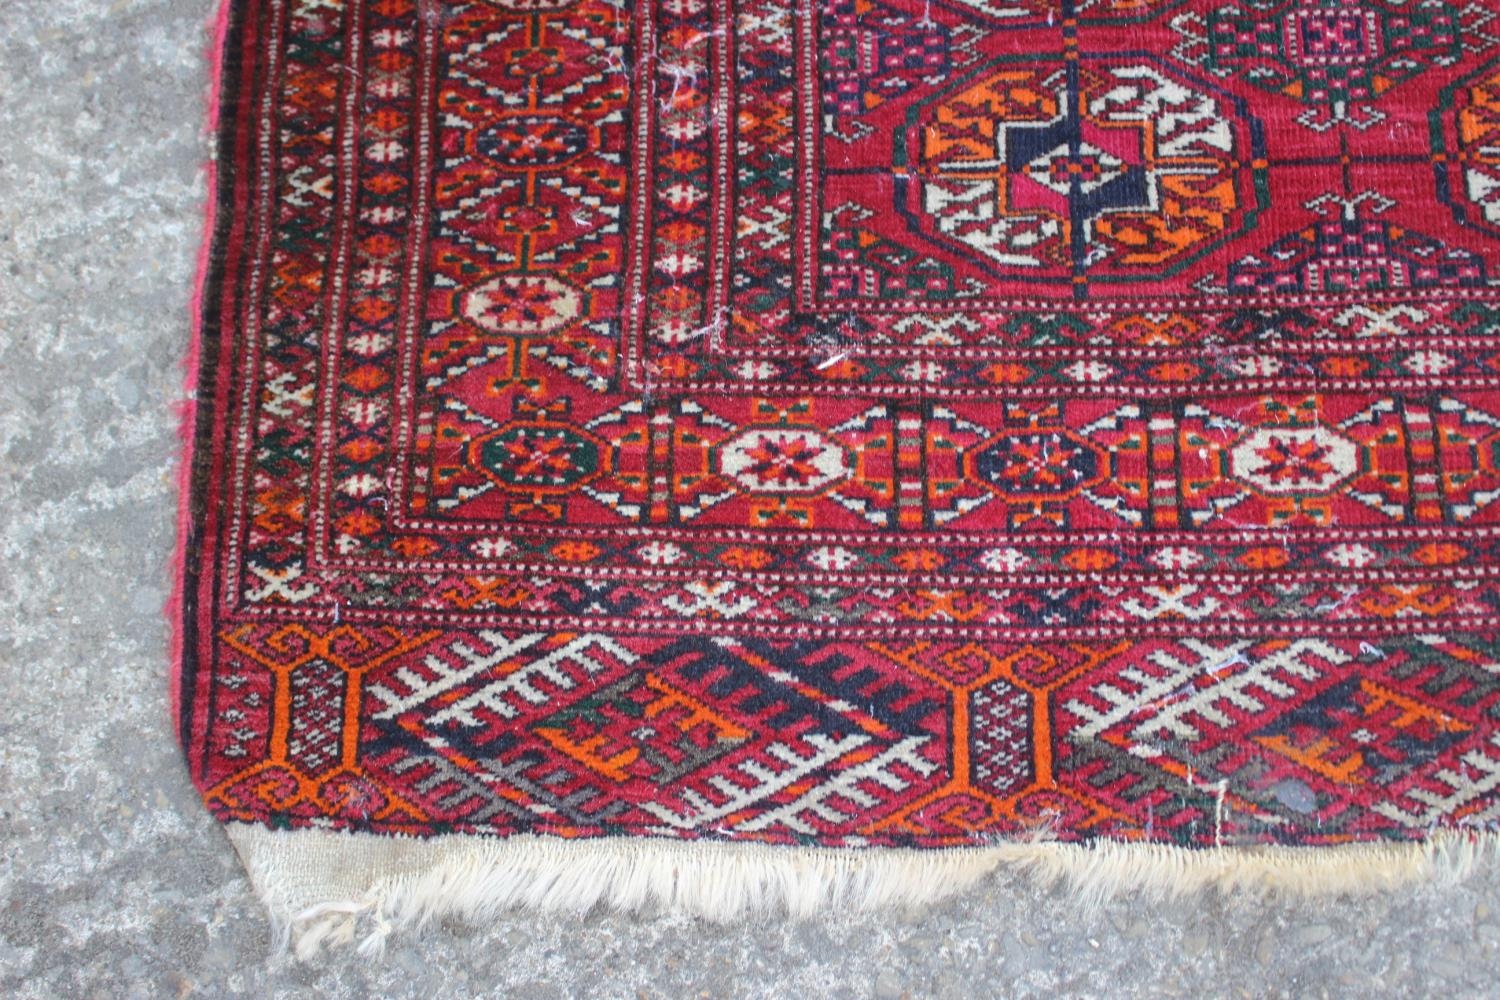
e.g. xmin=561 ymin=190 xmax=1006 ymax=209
xmin=1179 ymin=395 xmax=1411 ymax=527
xmin=904 ymin=60 xmax=1263 ymax=285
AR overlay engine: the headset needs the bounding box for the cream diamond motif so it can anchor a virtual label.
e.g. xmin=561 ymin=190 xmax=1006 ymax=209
xmin=1022 ymin=141 xmax=1128 ymax=197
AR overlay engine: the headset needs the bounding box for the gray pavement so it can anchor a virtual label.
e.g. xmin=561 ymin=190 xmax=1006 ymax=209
xmin=1 ymin=1 xmax=1498 ymax=996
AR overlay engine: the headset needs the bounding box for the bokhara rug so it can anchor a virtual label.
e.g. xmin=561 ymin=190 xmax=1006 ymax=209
xmin=178 ymin=0 xmax=1500 ymax=945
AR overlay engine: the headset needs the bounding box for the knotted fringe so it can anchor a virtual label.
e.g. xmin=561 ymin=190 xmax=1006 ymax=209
xmin=226 ymin=824 xmax=1497 ymax=959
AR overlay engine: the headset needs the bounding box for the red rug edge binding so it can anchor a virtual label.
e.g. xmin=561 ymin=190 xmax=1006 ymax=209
xmin=167 ymin=0 xmax=234 ymax=743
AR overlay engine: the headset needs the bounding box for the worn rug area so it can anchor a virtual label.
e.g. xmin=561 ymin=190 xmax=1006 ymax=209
xmin=177 ymin=0 xmax=1500 ymax=946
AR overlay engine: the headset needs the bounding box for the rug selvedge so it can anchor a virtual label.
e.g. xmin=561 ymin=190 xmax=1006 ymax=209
xmin=179 ymin=0 xmax=1500 ymax=930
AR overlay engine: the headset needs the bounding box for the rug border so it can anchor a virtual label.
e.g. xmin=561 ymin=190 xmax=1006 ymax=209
xmin=229 ymin=823 xmax=1498 ymax=958
xmin=170 ymin=0 xmax=253 ymax=773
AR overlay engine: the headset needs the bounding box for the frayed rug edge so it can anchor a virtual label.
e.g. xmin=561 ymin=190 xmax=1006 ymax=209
xmin=225 ymin=824 xmax=1498 ymax=959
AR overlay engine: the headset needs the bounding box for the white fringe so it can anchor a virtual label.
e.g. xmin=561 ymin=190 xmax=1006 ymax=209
xmin=225 ymin=824 xmax=1499 ymax=958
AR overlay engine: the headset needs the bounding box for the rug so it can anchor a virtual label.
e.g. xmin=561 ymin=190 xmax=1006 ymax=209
xmin=176 ymin=0 xmax=1500 ymax=950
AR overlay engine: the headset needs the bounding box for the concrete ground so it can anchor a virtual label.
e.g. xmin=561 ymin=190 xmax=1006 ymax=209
xmin=1 ymin=1 xmax=1498 ymax=996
